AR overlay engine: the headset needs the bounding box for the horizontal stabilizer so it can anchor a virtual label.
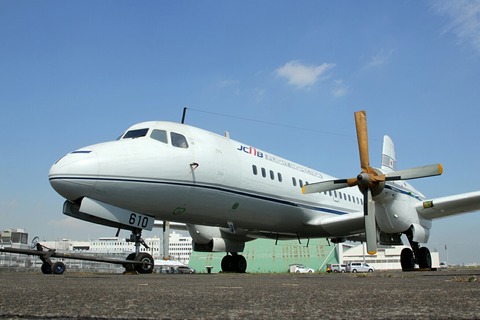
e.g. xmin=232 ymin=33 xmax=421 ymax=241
xmin=416 ymin=190 xmax=480 ymax=220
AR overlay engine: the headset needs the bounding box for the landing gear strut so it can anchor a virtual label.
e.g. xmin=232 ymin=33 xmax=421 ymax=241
xmin=400 ymin=228 xmax=432 ymax=271
xmin=221 ymin=253 xmax=247 ymax=273
xmin=123 ymin=229 xmax=154 ymax=274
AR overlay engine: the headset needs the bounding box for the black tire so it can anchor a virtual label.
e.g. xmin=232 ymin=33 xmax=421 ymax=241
xmin=352 ymin=269 xmax=357 ymax=273
xmin=400 ymin=248 xmax=415 ymax=271
xmin=221 ymin=255 xmax=234 ymax=272
xmin=135 ymin=252 xmax=154 ymax=274
xmin=418 ymin=247 xmax=432 ymax=269
xmin=233 ymin=255 xmax=247 ymax=273
xmin=41 ymin=263 xmax=52 ymax=274
xmin=123 ymin=253 xmax=136 ymax=272
xmin=52 ymin=261 xmax=66 ymax=275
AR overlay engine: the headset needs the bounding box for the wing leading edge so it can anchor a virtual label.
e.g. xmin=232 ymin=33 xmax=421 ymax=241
xmin=305 ymin=211 xmax=365 ymax=237
xmin=416 ymin=191 xmax=480 ymax=220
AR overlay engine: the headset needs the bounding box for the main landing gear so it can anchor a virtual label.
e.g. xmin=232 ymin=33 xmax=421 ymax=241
xmin=400 ymin=229 xmax=432 ymax=271
xmin=122 ymin=229 xmax=155 ymax=274
xmin=221 ymin=253 xmax=247 ymax=273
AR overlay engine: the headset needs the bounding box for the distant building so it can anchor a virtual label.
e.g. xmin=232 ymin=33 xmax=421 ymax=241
xmin=0 ymin=228 xmax=31 ymax=268
xmin=1 ymin=229 xmax=192 ymax=271
xmin=41 ymin=231 xmax=193 ymax=263
xmin=0 ymin=228 xmax=28 ymax=247
xmin=341 ymin=243 xmax=441 ymax=270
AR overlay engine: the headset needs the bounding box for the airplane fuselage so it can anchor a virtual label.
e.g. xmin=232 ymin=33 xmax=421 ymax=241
xmin=49 ymin=121 xmax=428 ymax=241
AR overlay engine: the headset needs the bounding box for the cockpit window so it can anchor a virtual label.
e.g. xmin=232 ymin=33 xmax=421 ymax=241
xmin=171 ymin=132 xmax=189 ymax=148
xmin=122 ymin=128 xmax=149 ymax=139
xmin=151 ymin=129 xmax=168 ymax=144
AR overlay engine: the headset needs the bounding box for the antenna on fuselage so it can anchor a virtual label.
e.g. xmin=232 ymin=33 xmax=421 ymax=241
xmin=181 ymin=107 xmax=188 ymax=124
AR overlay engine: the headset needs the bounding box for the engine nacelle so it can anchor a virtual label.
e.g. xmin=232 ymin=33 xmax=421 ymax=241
xmin=187 ymin=224 xmax=246 ymax=253
xmin=410 ymin=223 xmax=430 ymax=243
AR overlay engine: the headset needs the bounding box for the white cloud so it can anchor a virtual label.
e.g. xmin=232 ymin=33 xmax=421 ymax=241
xmin=366 ymin=49 xmax=395 ymax=68
xmin=332 ymin=80 xmax=349 ymax=98
xmin=253 ymin=88 xmax=266 ymax=103
xmin=431 ymin=0 xmax=480 ymax=54
xmin=275 ymin=60 xmax=335 ymax=88
xmin=218 ymin=79 xmax=239 ymax=88
xmin=217 ymin=79 xmax=241 ymax=95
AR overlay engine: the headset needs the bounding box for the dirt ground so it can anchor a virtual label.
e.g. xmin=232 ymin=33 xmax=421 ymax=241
xmin=1 ymin=268 xmax=479 ymax=319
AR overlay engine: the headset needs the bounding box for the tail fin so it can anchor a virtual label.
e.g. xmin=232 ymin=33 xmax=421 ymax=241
xmin=381 ymin=135 xmax=396 ymax=173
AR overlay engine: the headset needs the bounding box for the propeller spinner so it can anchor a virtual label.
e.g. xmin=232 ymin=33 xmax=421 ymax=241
xmin=302 ymin=110 xmax=443 ymax=254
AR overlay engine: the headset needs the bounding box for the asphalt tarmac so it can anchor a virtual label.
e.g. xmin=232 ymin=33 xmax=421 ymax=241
xmin=1 ymin=268 xmax=479 ymax=319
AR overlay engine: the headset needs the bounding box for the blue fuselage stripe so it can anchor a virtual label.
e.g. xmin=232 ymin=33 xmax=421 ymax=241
xmin=49 ymin=176 xmax=352 ymax=216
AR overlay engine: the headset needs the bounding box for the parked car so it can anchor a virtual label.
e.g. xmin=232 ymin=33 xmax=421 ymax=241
xmin=177 ymin=266 xmax=196 ymax=274
xmin=289 ymin=264 xmax=315 ymax=273
xmin=326 ymin=264 xmax=346 ymax=273
xmin=346 ymin=262 xmax=374 ymax=273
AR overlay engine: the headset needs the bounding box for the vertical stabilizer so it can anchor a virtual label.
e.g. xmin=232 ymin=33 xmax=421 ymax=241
xmin=381 ymin=135 xmax=396 ymax=173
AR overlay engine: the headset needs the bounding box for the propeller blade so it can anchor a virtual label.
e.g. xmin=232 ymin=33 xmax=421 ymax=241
xmin=302 ymin=178 xmax=357 ymax=194
xmin=355 ymin=110 xmax=370 ymax=173
xmin=363 ymin=189 xmax=377 ymax=255
xmin=385 ymin=164 xmax=443 ymax=181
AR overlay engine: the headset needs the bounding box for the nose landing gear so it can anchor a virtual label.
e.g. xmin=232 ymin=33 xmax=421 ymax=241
xmin=123 ymin=229 xmax=154 ymax=274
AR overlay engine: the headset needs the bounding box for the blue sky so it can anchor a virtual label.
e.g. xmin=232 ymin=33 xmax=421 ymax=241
xmin=1 ymin=1 xmax=479 ymax=264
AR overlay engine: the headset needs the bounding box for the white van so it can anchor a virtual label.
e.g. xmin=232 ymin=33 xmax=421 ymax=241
xmin=346 ymin=262 xmax=374 ymax=273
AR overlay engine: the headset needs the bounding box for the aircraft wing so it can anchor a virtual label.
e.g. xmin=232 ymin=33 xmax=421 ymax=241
xmin=416 ymin=191 xmax=480 ymax=220
xmin=305 ymin=211 xmax=365 ymax=236
xmin=153 ymin=221 xmax=188 ymax=230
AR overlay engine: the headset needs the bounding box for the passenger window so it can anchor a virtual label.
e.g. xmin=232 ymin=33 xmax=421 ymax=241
xmin=151 ymin=130 xmax=168 ymax=144
xmin=123 ymin=128 xmax=149 ymax=139
xmin=269 ymin=170 xmax=275 ymax=180
xmin=171 ymin=132 xmax=189 ymax=148
xmin=292 ymin=177 xmax=297 ymax=187
xmin=252 ymin=165 xmax=258 ymax=175
xmin=299 ymin=179 xmax=303 ymax=188
xmin=278 ymin=173 xmax=283 ymax=182
xmin=261 ymin=168 xmax=266 ymax=178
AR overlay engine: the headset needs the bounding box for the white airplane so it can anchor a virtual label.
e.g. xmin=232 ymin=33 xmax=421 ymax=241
xmin=48 ymin=110 xmax=480 ymax=273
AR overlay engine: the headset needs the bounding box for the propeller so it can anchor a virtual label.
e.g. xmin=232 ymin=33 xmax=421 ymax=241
xmin=302 ymin=110 xmax=443 ymax=255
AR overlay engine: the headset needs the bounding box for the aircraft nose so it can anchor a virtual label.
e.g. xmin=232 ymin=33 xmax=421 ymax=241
xmin=49 ymin=149 xmax=99 ymax=201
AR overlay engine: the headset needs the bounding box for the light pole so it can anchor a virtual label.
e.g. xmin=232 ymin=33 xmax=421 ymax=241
xmin=445 ymin=244 xmax=448 ymax=266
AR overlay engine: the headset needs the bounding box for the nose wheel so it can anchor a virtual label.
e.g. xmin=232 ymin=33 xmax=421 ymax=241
xmin=122 ymin=229 xmax=155 ymax=274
